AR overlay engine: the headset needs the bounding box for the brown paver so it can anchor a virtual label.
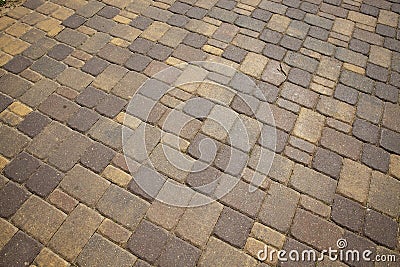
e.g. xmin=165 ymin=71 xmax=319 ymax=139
xmin=0 ymin=0 xmax=399 ymax=266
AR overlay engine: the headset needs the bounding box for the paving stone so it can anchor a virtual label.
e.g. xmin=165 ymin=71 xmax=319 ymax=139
xmin=110 ymin=24 xmax=141 ymax=42
xmin=382 ymin=103 xmax=400 ymax=133
xmin=368 ymin=171 xmax=400 ymax=218
xmin=340 ymin=70 xmax=374 ymax=93
xmin=3 ymin=152 xmax=41 ymax=183
xmin=0 ymin=231 xmax=42 ymax=267
xmin=361 ymin=143 xmax=390 ymax=173
xmin=290 ymin=164 xmax=337 ymax=204
xmin=280 ymin=238 xmax=316 ymax=267
xmin=284 ymin=51 xmax=318 ymax=73
xmin=60 ymin=164 xmax=109 ymax=206
xmin=26 ymin=121 xmax=70 ymax=160
xmin=66 ymin=107 xmax=98 ymax=133
xmin=331 ymin=194 xmax=365 ymax=232
xmin=97 ymin=184 xmax=149 ymax=229
xmin=334 ymin=84 xmax=358 ymax=105
xmin=146 ymin=199 xmax=184 ymax=231
xmin=235 ymin=15 xmax=265 ymax=32
xmin=281 ymin=82 xmax=318 ymax=108
xmin=366 ymin=63 xmax=389 ymax=82
xmin=375 ymin=82 xmax=398 ymax=103
xmin=291 ymin=209 xmax=343 ymax=250
xmin=214 ymin=144 xmax=248 ymax=176
xmin=48 ymin=188 xmax=78 ymax=214
xmin=0 ymin=93 xmax=13 ymax=112
xmin=352 ymin=118 xmax=379 ymax=144
xmin=12 ymin=195 xmax=66 ymax=244
xmin=199 ymin=237 xmax=257 ymax=267
xmin=0 ymin=218 xmax=18 ymax=250
xmin=76 ymin=86 xmax=107 ymax=108
xmin=222 ymin=45 xmax=247 ymax=63
xmin=81 ymin=57 xmax=109 ymax=76
xmin=129 ymin=15 xmax=153 ymax=30
xmin=38 ymin=94 xmax=79 ymax=123
xmin=0 ymin=125 xmax=30 ymax=158
xmin=125 ymin=53 xmax=152 ymax=72
xmin=287 ymin=68 xmax=311 ymax=87
xmin=321 ymin=128 xmax=362 ymax=160
xmin=186 ymin=165 xmax=220 ymax=195
xmin=0 ymin=73 xmax=32 ymax=99
xmin=80 ymin=142 xmax=115 ymax=173
xmin=62 ymin=14 xmax=86 ymax=29
xmin=293 ymin=108 xmax=325 ymax=143
xmin=80 ymin=32 xmax=111 ymax=54
xmin=92 ymin=64 xmax=128 ymax=92
xmin=214 ymin=207 xmax=253 ymax=248
xmin=176 ymin=200 xmax=223 ymax=247
xmin=95 ymin=94 xmax=126 ymax=118
xmin=3 ymin=55 xmax=32 ymax=74
xmin=85 ymin=15 xmax=116 ymax=33
xmin=48 ymin=204 xmax=103 ymax=261
xmin=57 ymin=67 xmax=93 ymax=91
xmin=349 ymin=38 xmax=370 ymax=55
xmin=98 ymin=6 xmax=120 ymax=19
xmin=167 ymin=14 xmax=189 ymax=27
xmin=157 ymin=236 xmax=201 ymax=267
xmin=25 ymin=164 xmax=63 ymax=197
xmin=56 ymin=28 xmax=88 ymax=47
xmin=31 ymin=56 xmax=66 ymax=79
xmin=98 ymin=43 xmax=131 ymax=65
xmin=34 ymin=247 xmax=69 ymax=267
xmin=317 ymin=95 xmax=355 ymax=123
xmin=77 ymin=233 xmax=136 ymax=267
xmin=380 ymin=128 xmax=400 ymax=154
xmin=98 ymin=218 xmax=131 ymax=245
xmin=312 ymin=148 xmax=343 ymax=179
xmin=259 ymin=182 xmax=299 ymax=233
xmin=19 ymin=78 xmax=58 ymax=108
xmin=127 ymin=220 xmax=169 ymax=263
xmin=0 ymin=181 xmax=30 ymax=218
xmin=219 ymin=179 xmax=264 ymax=218
xmin=208 ymin=7 xmax=238 ymax=23
xmin=364 ymin=209 xmax=398 ymax=249
xmin=342 ymin=231 xmax=376 ymax=267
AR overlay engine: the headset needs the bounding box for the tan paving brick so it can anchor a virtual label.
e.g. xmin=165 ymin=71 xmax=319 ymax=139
xmin=332 ymin=18 xmax=354 ymax=36
xmin=390 ymin=155 xmax=400 ymax=180
xmin=49 ymin=204 xmax=103 ymax=261
xmin=12 ymin=195 xmax=66 ymax=244
xmin=293 ymin=108 xmax=325 ymax=143
xmin=369 ymin=45 xmax=391 ymax=68
xmin=34 ymin=248 xmax=69 ymax=267
xmin=60 ymin=165 xmax=110 ymax=206
xmin=239 ymin=52 xmax=268 ymax=79
xmin=98 ymin=218 xmax=131 ymax=245
xmin=199 ymin=237 xmax=258 ymax=267
xmin=0 ymin=218 xmax=18 ymax=250
xmin=146 ymin=200 xmax=186 ymax=230
xmin=250 ymin=222 xmax=285 ymax=249
xmin=267 ymin=14 xmax=290 ymax=33
xmin=337 ymin=159 xmax=371 ymax=204
xmin=348 ymin=11 xmax=377 ymax=27
xmin=141 ymin=21 xmax=170 ymax=41
xmin=378 ymin=10 xmax=399 ymax=28
xmin=368 ymin=171 xmax=400 ymax=218
xmin=175 ymin=199 xmax=223 ymax=247
xmin=316 ymin=96 xmax=355 ymax=123
xmin=102 ymin=165 xmax=132 ymax=187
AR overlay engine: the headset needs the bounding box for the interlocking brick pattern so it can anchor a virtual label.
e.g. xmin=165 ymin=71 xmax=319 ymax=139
xmin=0 ymin=0 xmax=399 ymax=266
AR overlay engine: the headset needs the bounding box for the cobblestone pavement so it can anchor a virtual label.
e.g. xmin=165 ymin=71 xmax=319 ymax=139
xmin=0 ymin=0 xmax=400 ymax=266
